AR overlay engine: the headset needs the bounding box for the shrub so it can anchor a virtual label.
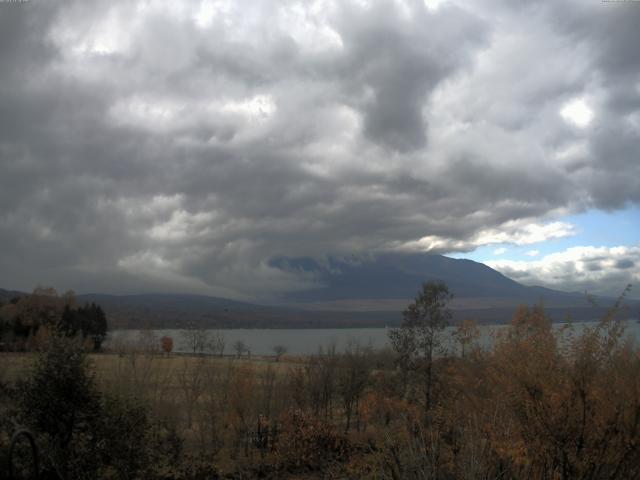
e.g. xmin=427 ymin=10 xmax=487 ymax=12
xmin=273 ymin=409 xmax=351 ymax=473
xmin=17 ymin=334 xmax=160 ymax=479
xmin=161 ymin=335 xmax=174 ymax=355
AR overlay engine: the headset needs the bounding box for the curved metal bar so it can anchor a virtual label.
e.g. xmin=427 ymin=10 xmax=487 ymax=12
xmin=9 ymin=428 xmax=39 ymax=480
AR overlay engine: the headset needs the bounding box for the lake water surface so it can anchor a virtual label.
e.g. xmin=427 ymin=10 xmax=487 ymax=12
xmin=108 ymin=320 xmax=640 ymax=356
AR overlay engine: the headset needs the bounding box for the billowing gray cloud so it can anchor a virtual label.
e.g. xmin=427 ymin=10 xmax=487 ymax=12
xmin=0 ymin=0 xmax=638 ymax=299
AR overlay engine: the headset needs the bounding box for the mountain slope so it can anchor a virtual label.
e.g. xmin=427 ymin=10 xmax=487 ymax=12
xmin=2 ymin=254 xmax=635 ymax=327
xmin=0 ymin=288 xmax=26 ymax=302
xmin=269 ymin=253 xmax=586 ymax=306
xmin=77 ymin=293 xmax=262 ymax=313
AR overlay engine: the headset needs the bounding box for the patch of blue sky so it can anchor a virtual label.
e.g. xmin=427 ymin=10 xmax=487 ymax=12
xmin=449 ymin=205 xmax=639 ymax=263
xmin=564 ymin=206 xmax=640 ymax=247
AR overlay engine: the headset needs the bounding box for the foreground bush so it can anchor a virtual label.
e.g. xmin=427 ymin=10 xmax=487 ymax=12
xmin=15 ymin=335 xmax=162 ymax=479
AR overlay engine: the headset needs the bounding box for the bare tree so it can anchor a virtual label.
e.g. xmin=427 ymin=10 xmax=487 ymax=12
xmin=177 ymin=356 xmax=206 ymax=428
xmin=182 ymin=322 xmax=210 ymax=355
xmin=233 ymin=340 xmax=247 ymax=358
xmin=338 ymin=340 xmax=372 ymax=431
xmin=272 ymin=344 xmax=287 ymax=361
xmin=258 ymin=365 xmax=277 ymax=419
xmin=199 ymin=357 xmax=231 ymax=458
xmin=208 ymin=330 xmax=226 ymax=356
xmin=305 ymin=343 xmax=338 ymax=420
xmin=452 ymin=319 xmax=480 ymax=358
xmin=137 ymin=327 xmax=159 ymax=354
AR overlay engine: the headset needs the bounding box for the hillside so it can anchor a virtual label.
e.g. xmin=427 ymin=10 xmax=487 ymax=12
xmin=269 ymin=253 xmax=590 ymax=306
xmin=0 ymin=288 xmax=25 ymax=303
xmin=2 ymin=254 xmax=635 ymax=328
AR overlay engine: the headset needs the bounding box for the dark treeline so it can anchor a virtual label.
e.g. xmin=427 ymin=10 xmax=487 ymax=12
xmin=0 ymin=287 xmax=108 ymax=351
xmin=1 ymin=282 xmax=639 ymax=479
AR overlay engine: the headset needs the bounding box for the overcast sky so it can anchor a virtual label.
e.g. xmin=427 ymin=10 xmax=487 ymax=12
xmin=0 ymin=0 xmax=638 ymax=300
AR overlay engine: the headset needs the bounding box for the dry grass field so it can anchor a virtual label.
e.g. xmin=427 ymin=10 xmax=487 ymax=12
xmin=2 ymin=349 xmax=320 ymax=476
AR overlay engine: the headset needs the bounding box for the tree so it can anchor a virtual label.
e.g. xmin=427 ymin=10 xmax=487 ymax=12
xmin=233 ymin=340 xmax=247 ymax=358
xmin=388 ymin=281 xmax=452 ymax=416
xmin=208 ymin=330 xmax=226 ymax=356
xmin=17 ymin=334 xmax=156 ymax=478
xmin=338 ymin=341 xmax=372 ymax=431
xmin=59 ymin=304 xmax=80 ymax=337
xmin=177 ymin=357 xmax=205 ymax=428
xmin=19 ymin=335 xmax=99 ymax=449
xmin=58 ymin=302 xmax=108 ymax=351
xmin=137 ymin=326 xmax=159 ymax=354
xmin=12 ymin=287 xmax=67 ymax=341
xmin=82 ymin=303 xmax=107 ymax=351
xmin=17 ymin=335 xmax=102 ymax=477
xmin=305 ymin=344 xmax=339 ymax=420
xmin=182 ymin=322 xmax=210 ymax=355
xmin=488 ymin=293 xmax=640 ymax=478
xmin=272 ymin=344 xmax=287 ymax=361
xmin=452 ymin=318 xmax=480 ymax=358
xmin=0 ymin=289 xmax=108 ymax=352
xmin=161 ymin=335 xmax=174 ymax=355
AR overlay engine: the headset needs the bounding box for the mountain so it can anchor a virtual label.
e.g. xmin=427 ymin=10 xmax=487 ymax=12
xmin=77 ymin=293 xmax=262 ymax=314
xmin=0 ymin=288 xmax=26 ymax=302
xmin=269 ymin=253 xmax=587 ymax=305
xmin=266 ymin=253 xmax=637 ymax=324
xmin=2 ymin=254 xmax=635 ymax=327
xmin=74 ymin=293 xmax=292 ymax=329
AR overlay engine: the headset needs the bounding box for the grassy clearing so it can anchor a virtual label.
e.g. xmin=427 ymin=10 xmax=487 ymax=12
xmin=1 ymin=351 xmax=301 ymax=382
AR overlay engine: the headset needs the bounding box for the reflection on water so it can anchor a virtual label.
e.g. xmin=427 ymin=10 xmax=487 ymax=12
xmin=107 ymin=320 xmax=640 ymax=356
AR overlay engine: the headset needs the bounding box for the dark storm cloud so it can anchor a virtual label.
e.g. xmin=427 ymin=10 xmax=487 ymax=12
xmin=0 ymin=0 xmax=638 ymax=298
xmin=329 ymin=2 xmax=487 ymax=151
xmin=530 ymin=0 xmax=640 ymax=208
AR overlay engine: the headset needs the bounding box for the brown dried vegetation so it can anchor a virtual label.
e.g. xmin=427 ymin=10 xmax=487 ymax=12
xmin=1 ymin=287 xmax=639 ymax=479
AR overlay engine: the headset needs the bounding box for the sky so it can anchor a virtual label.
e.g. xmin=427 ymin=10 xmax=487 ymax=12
xmin=0 ymin=0 xmax=638 ymax=300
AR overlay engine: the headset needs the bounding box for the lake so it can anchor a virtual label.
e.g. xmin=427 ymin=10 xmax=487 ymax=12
xmin=107 ymin=320 xmax=640 ymax=356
